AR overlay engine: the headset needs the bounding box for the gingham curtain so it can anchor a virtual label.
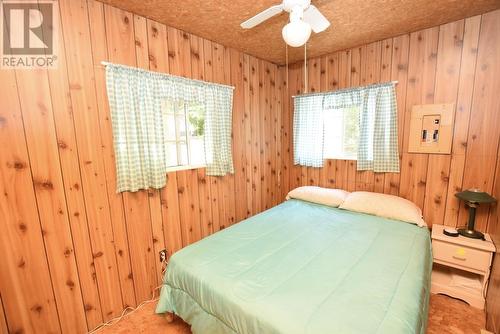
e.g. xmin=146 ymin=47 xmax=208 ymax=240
xmin=293 ymin=82 xmax=399 ymax=172
xmin=357 ymin=83 xmax=399 ymax=172
xmin=293 ymin=95 xmax=324 ymax=167
xmin=105 ymin=63 xmax=234 ymax=193
xmin=204 ymin=87 xmax=234 ymax=175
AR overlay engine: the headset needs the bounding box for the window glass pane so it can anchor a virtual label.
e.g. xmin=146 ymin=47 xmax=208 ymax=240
xmin=175 ymin=100 xmax=185 ymax=115
xmin=178 ymin=142 xmax=189 ymax=165
xmin=187 ymin=103 xmax=205 ymax=165
xmin=323 ymin=110 xmax=343 ymax=158
xmin=323 ymin=106 xmax=359 ymax=160
xmin=190 ymin=137 xmax=205 ymax=165
xmin=162 ymin=99 xmax=206 ymax=169
xmin=187 ymin=104 xmax=205 ymax=137
xmin=164 ymin=114 xmax=176 ymax=141
xmin=176 ymin=115 xmax=187 ymax=140
xmin=165 ymin=142 xmax=178 ymax=167
xmin=343 ymin=106 xmax=359 ymax=159
xmin=163 ymin=100 xmax=175 ymax=114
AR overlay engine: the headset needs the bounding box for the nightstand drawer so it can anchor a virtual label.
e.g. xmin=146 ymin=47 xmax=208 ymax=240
xmin=432 ymin=240 xmax=491 ymax=272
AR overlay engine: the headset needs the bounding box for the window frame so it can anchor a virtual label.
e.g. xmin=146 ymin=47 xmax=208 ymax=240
xmin=163 ymin=99 xmax=206 ymax=172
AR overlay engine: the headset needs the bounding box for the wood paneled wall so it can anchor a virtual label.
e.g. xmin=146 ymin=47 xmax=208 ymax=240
xmin=0 ymin=0 xmax=284 ymax=333
xmin=283 ymin=10 xmax=500 ymax=233
xmin=1 ymin=1 xmax=500 ymax=333
xmin=487 ymin=215 xmax=500 ymax=332
xmin=485 ymin=41 xmax=500 ymax=329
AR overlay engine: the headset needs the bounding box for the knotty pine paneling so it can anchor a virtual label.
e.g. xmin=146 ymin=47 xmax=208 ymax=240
xmin=487 ymin=154 xmax=500 ymax=332
xmin=0 ymin=60 xmax=61 ymax=334
xmin=482 ymin=10 xmax=500 ymax=333
xmin=283 ymin=10 xmax=500 ymax=233
xmin=1 ymin=2 xmax=500 ymax=334
xmin=0 ymin=297 xmax=7 ymax=334
xmin=0 ymin=0 xmax=283 ymax=333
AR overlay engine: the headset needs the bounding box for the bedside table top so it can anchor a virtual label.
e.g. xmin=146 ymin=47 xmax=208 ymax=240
xmin=431 ymin=224 xmax=496 ymax=252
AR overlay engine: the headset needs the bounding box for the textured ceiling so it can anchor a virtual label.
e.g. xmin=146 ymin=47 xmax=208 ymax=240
xmin=98 ymin=0 xmax=500 ymax=64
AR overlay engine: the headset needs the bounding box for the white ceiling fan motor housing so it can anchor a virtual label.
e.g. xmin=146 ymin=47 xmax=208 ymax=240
xmin=282 ymin=0 xmax=311 ymax=13
xmin=240 ymin=0 xmax=330 ymax=41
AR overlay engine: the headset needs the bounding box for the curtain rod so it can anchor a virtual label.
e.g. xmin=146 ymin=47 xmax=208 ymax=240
xmin=292 ymin=80 xmax=399 ymax=98
xmin=101 ymin=61 xmax=235 ymax=90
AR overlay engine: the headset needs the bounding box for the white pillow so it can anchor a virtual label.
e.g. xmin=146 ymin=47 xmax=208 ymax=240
xmin=286 ymin=186 xmax=349 ymax=208
xmin=339 ymin=191 xmax=426 ymax=227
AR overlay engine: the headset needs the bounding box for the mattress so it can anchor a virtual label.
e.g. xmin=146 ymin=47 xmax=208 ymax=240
xmin=156 ymin=199 xmax=432 ymax=334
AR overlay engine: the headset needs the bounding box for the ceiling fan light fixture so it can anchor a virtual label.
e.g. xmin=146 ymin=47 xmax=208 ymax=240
xmin=282 ymin=19 xmax=311 ymax=47
xmin=240 ymin=0 xmax=329 ymax=48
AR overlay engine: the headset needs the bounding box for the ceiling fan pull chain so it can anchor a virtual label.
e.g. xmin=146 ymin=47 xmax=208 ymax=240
xmin=286 ymin=43 xmax=289 ymax=91
xmin=304 ymin=42 xmax=308 ymax=94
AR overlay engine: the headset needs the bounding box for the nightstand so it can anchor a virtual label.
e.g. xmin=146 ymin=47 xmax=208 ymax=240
xmin=431 ymin=224 xmax=496 ymax=309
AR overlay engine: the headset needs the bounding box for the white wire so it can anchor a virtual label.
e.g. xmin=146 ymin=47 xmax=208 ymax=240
xmin=304 ymin=42 xmax=307 ymax=94
xmin=286 ymin=43 xmax=289 ymax=91
xmin=87 ymin=261 xmax=169 ymax=333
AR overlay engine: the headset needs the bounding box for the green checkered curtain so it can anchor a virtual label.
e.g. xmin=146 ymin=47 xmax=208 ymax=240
xmin=294 ymin=82 xmax=398 ymax=172
xmin=293 ymin=95 xmax=324 ymax=167
xmin=203 ymin=87 xmax=234 ymax=175
xmin=357 ymin=82 xmax=399 ymax=172
xmin=105 ymin=63 xmax=234 ymax=192
xmin=322 ymin=89 xmax=361 ymax=110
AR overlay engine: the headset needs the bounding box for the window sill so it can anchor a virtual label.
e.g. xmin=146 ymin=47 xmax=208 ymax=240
xmin=324 ymin=157 xmax=358 ymax=161
xmin=165 ymin=164 xmax=206 ymax=173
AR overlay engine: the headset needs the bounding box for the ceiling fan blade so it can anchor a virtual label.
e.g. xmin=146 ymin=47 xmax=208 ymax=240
xmin=303 ymin=4 xmax=330 ymax=33
xmin=240 ymin=4 xmax=284 ymax=29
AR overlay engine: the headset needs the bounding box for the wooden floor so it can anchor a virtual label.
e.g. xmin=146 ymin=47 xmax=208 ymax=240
xmin=96 ymin=294 xmax=485 ymax=334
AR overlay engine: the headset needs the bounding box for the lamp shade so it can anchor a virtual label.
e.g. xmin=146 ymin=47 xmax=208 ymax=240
xmin=455 ymin=189 xmax=496 ymax=204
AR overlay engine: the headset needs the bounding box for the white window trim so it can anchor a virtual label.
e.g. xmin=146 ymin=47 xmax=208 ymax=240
xmin=165 ymin=164 xmax=206 ymax=172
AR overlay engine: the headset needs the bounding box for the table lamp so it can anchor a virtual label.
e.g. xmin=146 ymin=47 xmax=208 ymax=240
xmin=455 ymin=189 xmax=496 ymax=239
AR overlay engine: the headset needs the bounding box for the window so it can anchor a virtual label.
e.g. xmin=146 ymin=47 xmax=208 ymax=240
xmin=323 ymin=105 xmax=360 ymax=160
xmin=162 ymin=99 xmax=205 ymax=170
xmin=293 ymin=82 xmax=398 ymax=172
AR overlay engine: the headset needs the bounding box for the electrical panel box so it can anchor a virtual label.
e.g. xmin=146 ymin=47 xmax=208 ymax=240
xmin=408 ymin=103 xmax=455 ymax=154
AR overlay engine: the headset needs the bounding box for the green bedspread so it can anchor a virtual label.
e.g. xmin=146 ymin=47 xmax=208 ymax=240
xmin=156 ymin=199 xmax=432 ymax=334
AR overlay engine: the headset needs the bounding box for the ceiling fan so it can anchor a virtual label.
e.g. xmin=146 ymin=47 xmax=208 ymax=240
xmin=240 ymin=0 xmax=330 ymax=48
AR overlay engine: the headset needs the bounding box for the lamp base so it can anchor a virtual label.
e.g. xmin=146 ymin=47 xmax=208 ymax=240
xmin=457 ymin=228 xmax=484 ymax=239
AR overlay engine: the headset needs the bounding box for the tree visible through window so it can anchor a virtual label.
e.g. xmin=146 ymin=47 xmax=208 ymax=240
xmin=162 ymin=99 xmax=206 ymax=169
xmin=323 ymin=106 xmax=360 ymax=160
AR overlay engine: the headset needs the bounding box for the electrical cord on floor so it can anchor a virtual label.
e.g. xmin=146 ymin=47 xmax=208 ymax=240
xmin=87 ymin=260 xmax=169 ymax=334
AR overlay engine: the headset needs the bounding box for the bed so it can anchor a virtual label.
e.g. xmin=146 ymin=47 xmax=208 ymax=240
xmin=156 ymin=199 xmax=432 ymax=334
